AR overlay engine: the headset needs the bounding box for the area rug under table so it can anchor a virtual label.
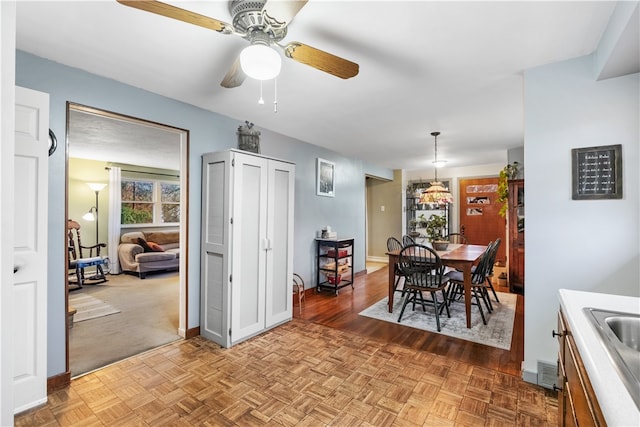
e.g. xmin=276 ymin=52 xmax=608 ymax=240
xmin=359 ymin=291 xmax=516 ymax=350
xmin=69 ymin=293 xmax=120 ymax=323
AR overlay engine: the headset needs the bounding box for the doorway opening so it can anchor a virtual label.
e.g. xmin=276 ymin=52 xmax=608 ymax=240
xmin=65 ymin=103 xmax=189 ymax=377
xmin=365 ymin=174 xmax=397 ymax=274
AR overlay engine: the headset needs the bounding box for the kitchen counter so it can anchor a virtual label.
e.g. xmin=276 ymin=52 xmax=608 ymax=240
xmin=559 ymin=289 xmax=640 ymax=426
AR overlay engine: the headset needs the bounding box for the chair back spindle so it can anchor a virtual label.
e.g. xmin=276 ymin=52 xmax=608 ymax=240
xmin=402 ymin=234 xmax=416 ymax=247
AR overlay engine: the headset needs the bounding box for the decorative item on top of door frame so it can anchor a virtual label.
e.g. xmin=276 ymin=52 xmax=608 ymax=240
xmin=317 ymin=158 xmax=335 ymax=197
xmin=571 ymin=144 xmax=622 ymax=200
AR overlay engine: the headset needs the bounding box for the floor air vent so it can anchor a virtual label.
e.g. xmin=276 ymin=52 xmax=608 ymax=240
xmin=537 ymin=361 xmax=557 ymax=389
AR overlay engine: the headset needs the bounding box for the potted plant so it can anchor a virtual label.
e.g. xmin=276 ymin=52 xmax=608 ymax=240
xmin=425 ymin=214 xmax=448 ymax=250
xmin=497 ymin=161 xmax=520 ymax=217
xmin=408 ymin=219 xmax=421 ymax=237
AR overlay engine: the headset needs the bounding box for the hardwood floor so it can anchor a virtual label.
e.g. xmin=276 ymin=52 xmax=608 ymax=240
xmin=15 ymin=265 xmax=557 ymax=426
xmin=296 ymin=267 xmax=524 ymax=378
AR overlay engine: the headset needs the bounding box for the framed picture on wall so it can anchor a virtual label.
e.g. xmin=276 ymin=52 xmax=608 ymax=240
xmin=571 ymin=144 xmax=622 ymax=200
xmin=317 ymin=158 xmax=335 ymax=197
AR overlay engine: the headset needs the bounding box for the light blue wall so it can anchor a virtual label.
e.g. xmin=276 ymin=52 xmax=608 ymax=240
xmin=16 ymin=51 xmax=392 ymax=377
xmin=523 ymin=54 xmax=639 ymax=380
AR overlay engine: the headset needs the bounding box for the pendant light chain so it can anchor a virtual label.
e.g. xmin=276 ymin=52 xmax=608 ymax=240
xmin=433 ymin=131 xmax=439 ymax=183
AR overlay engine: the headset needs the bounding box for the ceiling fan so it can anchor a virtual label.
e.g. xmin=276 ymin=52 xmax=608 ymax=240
xmin=116 ymin=0 xmax=360 ymax=88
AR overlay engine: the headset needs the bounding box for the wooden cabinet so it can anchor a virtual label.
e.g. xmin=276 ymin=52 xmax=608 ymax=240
xmin=316 ymin=238 xmax=354 ymax=295
xmin=200 ymin=150 xmax=295 ymax=348
xmin=507 ymin=179 xmax=524 ymax=293
xmin=556 ymin=309 xmax=607 ymax=427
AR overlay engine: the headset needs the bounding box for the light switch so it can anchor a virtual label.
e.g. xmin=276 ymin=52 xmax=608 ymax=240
xmin=380 ymin=205 xmax=385 ymax=212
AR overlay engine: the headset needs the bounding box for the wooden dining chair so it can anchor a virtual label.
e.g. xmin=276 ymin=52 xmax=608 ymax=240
xmin=402 ymin=234 xmax=416 ymax=246
xmin=483 ymin=238 xmax=502 ymax=304
xmin=446 ymin=243 xmax=494 ymax=325
xmin=397 ymin=244 xmax=451 ymax=331
xmin=386 ymin=237 xmax=406 ymax=295
xmin=445 ymin=233 xmax=468 ymax=244
xmin=466 ymin=238 xmax=502 ymax=311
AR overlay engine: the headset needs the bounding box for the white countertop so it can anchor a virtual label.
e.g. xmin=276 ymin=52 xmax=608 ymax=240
xmin=558 ymin=289 xmax=640 ymax=427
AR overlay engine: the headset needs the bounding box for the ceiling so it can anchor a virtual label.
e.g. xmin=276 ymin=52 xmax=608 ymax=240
xmin=15 ymin=1 xmax=638 ymax=171
xmin=67 ymin=107 xmax=183 ymax=171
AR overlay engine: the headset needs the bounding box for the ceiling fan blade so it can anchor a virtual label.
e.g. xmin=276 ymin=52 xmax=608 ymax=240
xmin=220 ymin=57 xmax=246 ymax=88
xmin=262 ymin=0 xmax=308 ymax=26
xmin=116 ymin=0 xmax=232 ymax=33
xmin=284 ymin=42 xmax=359 ymax=79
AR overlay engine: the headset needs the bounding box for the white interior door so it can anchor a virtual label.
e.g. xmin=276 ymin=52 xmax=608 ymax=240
xmin=13 ymin=86 xmax=48 ymax=412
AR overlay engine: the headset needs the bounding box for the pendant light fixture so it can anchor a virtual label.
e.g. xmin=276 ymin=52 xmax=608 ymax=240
xmin=420 ymin=131 xmax=454 ymax=205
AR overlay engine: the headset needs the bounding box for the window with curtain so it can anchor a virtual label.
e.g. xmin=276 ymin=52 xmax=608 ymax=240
xmin=121 ymin=179 xmax=180 ymax=225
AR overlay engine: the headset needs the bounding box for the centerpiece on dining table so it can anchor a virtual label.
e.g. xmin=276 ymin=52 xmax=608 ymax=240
xmin=425 ymin=214 xmax=449 ymax=251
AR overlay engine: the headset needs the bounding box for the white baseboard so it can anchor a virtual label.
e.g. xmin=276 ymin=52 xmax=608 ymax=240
xmin=366 ymin=256 xmax=388 ymax=263
xmin=521 ymin=368 xmax=538 ymax=385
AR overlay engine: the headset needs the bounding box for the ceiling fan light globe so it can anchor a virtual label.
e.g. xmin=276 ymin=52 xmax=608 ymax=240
xmin=240 ymin=44 xmax=281 ymax=80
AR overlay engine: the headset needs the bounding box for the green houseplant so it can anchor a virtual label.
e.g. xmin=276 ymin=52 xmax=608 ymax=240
xmin=425 ymin=214 xmax=448 ymax=250
xmin=407 ymin=219 xmax=420 ymax=237
xmin=408 ymin=214 xmax=429 ymax=237
xmin=497 ymin=161 xmax=520 ymax=217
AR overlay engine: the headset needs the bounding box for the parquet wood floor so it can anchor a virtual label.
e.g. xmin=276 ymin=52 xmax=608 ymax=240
xmin=16 ymin=266 xmax=557 ymax=426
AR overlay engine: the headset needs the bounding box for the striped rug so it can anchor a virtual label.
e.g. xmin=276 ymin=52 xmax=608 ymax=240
xmin=69 ymin=293 xmax=120 ymax=323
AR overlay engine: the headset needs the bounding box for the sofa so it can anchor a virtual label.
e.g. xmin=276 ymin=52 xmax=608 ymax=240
xmin=118 ymin=231 xmax=180 ymax=278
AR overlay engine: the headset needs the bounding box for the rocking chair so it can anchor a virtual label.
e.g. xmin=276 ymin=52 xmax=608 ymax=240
xmin=68 ymin=219 xmax=108 ymax=289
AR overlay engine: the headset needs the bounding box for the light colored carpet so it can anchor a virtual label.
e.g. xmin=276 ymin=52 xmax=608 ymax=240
xmin=69 ymin=293 xmax=120 ymax=322
xmin=69 ymin=271 xmax=181 ymax=377
xmin=359 ymin=291 xmax=516 ymax=350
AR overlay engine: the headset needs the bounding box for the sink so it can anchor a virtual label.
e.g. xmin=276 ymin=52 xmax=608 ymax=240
xmin=584 ymin=308 xmax=640 ymax=410
xmin=606 ymin=316 xmax=640 ymax=352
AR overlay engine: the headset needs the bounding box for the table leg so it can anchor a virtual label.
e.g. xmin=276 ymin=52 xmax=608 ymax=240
xmin=387 ymin=254 xmax=397 ymax=312
xmin=463 ymin=264 xmax=472 ymax=328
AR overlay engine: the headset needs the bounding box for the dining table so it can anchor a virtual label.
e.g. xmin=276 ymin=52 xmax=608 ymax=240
xmin=386 ymin=243 xmax=488 ymax=329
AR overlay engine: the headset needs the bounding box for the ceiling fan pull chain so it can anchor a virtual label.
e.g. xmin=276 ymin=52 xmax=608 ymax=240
xmin=258 ymin=80 xmax=265 ymax=105
xmin=273 ymin=78 xmax=278 ymax=113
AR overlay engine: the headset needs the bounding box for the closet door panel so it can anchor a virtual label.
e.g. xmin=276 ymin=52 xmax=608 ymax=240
xmin=265 ymin=161 xmax=295 ymax=327
xmin=200 ymin=153 xmax=232 ymax=347
xmin=231 ymin=153 xmax=268 ymax=343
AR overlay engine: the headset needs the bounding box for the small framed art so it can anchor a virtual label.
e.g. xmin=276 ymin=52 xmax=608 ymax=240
xmin=317 ymin=158 xmax=335 ymax=197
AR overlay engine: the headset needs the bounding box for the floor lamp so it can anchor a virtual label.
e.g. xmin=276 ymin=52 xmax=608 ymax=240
xmin=82 ymin=182 xmax=107 ymax=245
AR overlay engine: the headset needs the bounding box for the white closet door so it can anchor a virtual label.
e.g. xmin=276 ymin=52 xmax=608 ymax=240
xmin=200 ymin=151 xmax=233 ymax=347
xmin=265 ymin=160 xmax=295 ymax=327
xmin=13 ymin=86 xmax=48 ymax=412
xmin=230 ymin=152 xmax=268 ymax=343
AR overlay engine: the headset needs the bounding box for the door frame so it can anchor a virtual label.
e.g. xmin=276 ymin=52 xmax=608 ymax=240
xmin=64 ymin=103 xmax=190 ymax=375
